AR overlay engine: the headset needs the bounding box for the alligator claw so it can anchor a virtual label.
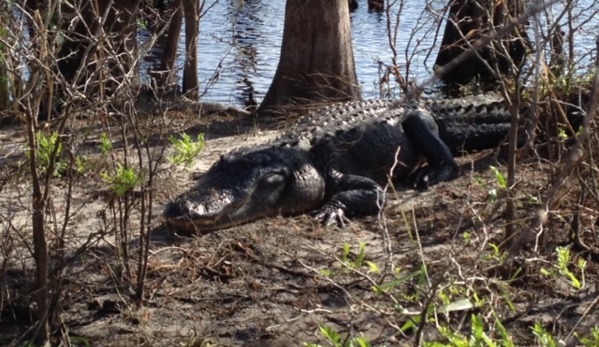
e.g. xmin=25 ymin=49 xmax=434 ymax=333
xmin=312 ymin=206 xmax=350 ymax=227
xmin=412 ymin=164 xmax=458 ymax=191
xmin=413 ymin=172 xmax=430 ymax=191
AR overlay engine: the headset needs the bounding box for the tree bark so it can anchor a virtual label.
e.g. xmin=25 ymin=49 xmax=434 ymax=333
xmin=104 ymin=0 xmax=141 ymax=87
xmin=182 ymin=0 xmax=199 ymax=96
xmin=0 ymin=7 xmax=7 ymax=110
xmin=157 ymin=0 xmax=183 ymax=91
xmin=434 ymin=0 xmax=528 ymax=92
xmin=25 ymin=102 xmax=49 ymax=344
xmin=258 ymin=0 xmax=360 ymax=115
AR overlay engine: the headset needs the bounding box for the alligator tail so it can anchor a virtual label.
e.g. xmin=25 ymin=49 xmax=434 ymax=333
xmin=428 ymin=96 xmax=512 ymax=155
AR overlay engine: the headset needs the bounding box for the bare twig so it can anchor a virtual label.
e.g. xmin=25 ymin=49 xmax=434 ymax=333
xmin=507 ymin=34 xmax=599 ymax=259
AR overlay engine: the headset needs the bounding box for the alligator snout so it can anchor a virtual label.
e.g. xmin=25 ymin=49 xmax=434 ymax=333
xmin=163 ymin=187 xmax=254 ymax=231
xmin=163 ymin=201 xmax=188 ymax=219
xmin=163 ymin=188 xmax=246 ymax=227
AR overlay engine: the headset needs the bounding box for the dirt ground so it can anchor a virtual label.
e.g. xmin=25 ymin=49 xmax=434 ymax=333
xmin=1 ymin=109 xmax=599 ymax=347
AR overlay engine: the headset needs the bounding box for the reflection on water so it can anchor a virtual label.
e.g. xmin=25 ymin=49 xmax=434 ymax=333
xmin=142 ymin=0 xmax=598 ymax=107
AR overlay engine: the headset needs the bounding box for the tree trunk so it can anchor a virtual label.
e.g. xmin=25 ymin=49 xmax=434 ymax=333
xmin=434 ymin=0 xmax=528 ymax=93
xmin=258 ymin=0 xmax=360 ymax=115
xmin=25 ymin=108 xmax=50 ymax=343
xmin=182 ymin=0 xmax=199 ymax=96
xmin=157 ymin=0 xmax=183 ymax=92
xmin=0 ymin=8 xmax=7 ymax=110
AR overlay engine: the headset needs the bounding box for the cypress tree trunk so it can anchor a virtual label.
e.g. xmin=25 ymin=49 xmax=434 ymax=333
xmin=258 ymin=0 xmax=360 ymax=115
xmin=182 ymin=0 xmax=199 ymax=96
xmin=157 ymin=0 xmax=183 ymax=91
xmin=434 ymin=0 xmax=528 ymax=93
xmin=0 ymin=16 xmax=7 ymax=110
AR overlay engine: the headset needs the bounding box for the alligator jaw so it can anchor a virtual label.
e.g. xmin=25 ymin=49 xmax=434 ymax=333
xmin=163 ymin=188 xmax=255 ymax=232
xmin=163 ymin=209 xmax=242 ymax=232
xmin=163 ymin=213 xmax=222 ymax=232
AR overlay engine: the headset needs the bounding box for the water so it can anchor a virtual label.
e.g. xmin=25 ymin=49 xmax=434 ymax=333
xmin=145 ymin=0 xmax=598 ymax=107
xmin=142 ymin=0 xmax=445 ymax=106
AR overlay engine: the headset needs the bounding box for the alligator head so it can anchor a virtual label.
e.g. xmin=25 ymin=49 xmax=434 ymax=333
xmin=163 ymin=146 xmax=326 ymax=232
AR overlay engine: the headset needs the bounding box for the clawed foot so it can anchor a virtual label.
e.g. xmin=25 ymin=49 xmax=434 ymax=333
xmin=412 ymin=164 xmax=458 ymax=191
xmin=311 ymin=203 xmax=350 ymax=227
xmin=412 ymin=168 xmax=432 ymax=190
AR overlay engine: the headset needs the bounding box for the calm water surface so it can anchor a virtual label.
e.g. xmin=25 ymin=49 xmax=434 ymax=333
xmin=148 ymin=0 xmax=598 ymax=107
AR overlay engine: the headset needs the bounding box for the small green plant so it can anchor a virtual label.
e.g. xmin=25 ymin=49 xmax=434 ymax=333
xmin=484 ymin=243 xmax=508 ymax=263
xmin=494 ymin=313 xmax=515 ymax=346
xmin=101 ymin=165 xmax=143 ymax=196
xmin=558 ymin=126 xmax=584 ymax=140
xmin=462 ymin=232 xmax=471 ymax=245
xmin=472 ymin=177 xmax=497 ymax=201
xmin=74 ymin=155 xmax=88 ymax=175
xmin=473 ymin=166 xmax=507 ymax=202
xmin=577 ymin=326 xmax=599 ymax=347
xmin=320 ymin=268 xmax=333 ymax=276
xmin=27 ymin=131 xmax=68 ymax=177
xmin=489 ymin=166 xmax=507 ymax=189
xmin=531 ymin=322 xmax=560 ymax=347
xmin=371 ymin=268 xmax=421 ymax=295
xmin=168 ymin=133 xmax=205 ymax=167
xmin=340 ymin=242 xmax=380 ymax=273
xmin=137 ymin=18 xmax=148 ymax=30
xmin=304 ymin=325 xmax=374 ymax=347
xmin=68 ymin=336 xmax=91 ymax=346
xmin=425 ymin=314 xmax=515 ymax=347
xmin=341 ymin=242 xmax=366 ymax=269
xmin=99 ymin=132 xmax=113 ymax=155
xmin=558 ymin=127 xmax=568 ymax=140
xmin=541 ymin=246 xmax=585 ymax=289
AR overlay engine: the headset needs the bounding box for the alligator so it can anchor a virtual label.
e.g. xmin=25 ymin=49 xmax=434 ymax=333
xmin=163 ymin=96 xmax=512 ymax=232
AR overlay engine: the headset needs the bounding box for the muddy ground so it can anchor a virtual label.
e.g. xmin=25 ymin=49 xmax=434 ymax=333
xmin=1 ymin=109 xmax=598 ymax=346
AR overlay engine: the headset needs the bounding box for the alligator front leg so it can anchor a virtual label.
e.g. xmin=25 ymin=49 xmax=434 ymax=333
xmin=403 ymin=112 xmax=459 ymax=190
xmin=312 ymin=171 xmax=385 ymax=227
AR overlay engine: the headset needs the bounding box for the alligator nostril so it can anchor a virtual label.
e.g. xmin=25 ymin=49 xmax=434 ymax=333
xmin=163 ymin=202 xmax=187 ymax=218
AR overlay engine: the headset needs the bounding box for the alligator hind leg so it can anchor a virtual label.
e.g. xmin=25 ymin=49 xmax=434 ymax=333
xmin=403 ymin=111 xmax=459 ymax=190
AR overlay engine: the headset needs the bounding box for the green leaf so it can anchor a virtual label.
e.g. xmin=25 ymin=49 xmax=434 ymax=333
xmin=379 ymin=270 xmax=422 ymax=291
xmin=365 ymin=261 xmax=380 ymax=274
xmin=495 ymin=315 xmax=515 ymax=347
xmin=101 ymin=165 xmax=143 ymax=196
xmin=490 ymin=166 xmax=507 ymax=189
xmin=69 ymin=336 xmax=91 ymax=346
xmin=401 ymin=316 xmax=420 ymax=333
xmin=319 ymin=326 xmax=341 ymax=346
xmin=439 ymin=298 xmax=474 ymax=313
xmin=371 ymin=285 xmax=383 ymax=295
xmin=342 ymin=243 xmax=351 ymax=263
xmin=540 ymin=267 xmax=553 ymax=276
xmin=99 ymin=132 xmax=112 ymax=154
xmin=168 ymin=133 xmax=205 ymax=167
xmin=353 ymin=241 xmax=366 ymax=268
xmin=320 ymin=269 xmax=332 ymax=276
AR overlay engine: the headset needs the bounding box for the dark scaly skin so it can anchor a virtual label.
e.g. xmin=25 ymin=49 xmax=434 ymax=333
xmin=163 ymin=96 xmax=512 ymax=232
